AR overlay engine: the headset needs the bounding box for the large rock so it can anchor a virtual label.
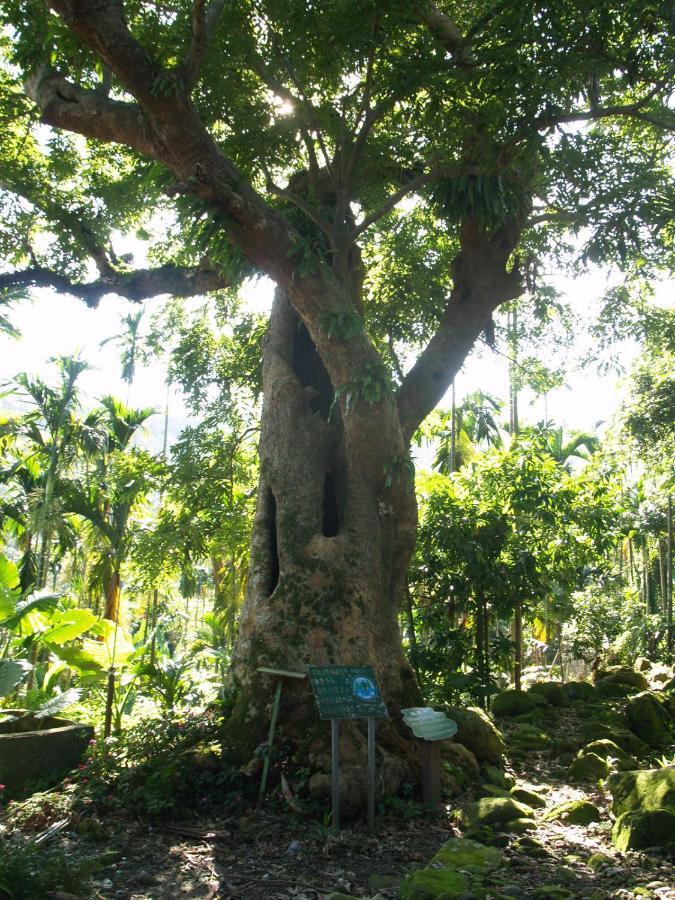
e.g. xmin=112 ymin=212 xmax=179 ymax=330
xmin=612 ymin=809 xmax=675 ymax=851
xmin=625 ymin=691 xmax=673 ymax=747
xmin=491 ymin=690 xmax=547 ymax=717
xmin=528 ymin=682 xmax=567 ymax=707
xmin=508 ymin=724 xmax=549 ymax=752
xmin=400 ymin=837 xmax=502 ymax=899
xmin=431 ymin=837 xmax=502 ymax=874
xmin=465 ymin=796 xmax=535 ymax=827
xmin=635 ymin=657 xmax=653 ymax=672
xmin=561 ymin=680 xmax=597 ymax=703
xmin=567 ymin=751 xmax=610 ymax=782
xmin=400 ymin=868 xmax=468 ymax=899
xmin=595 ymin=668 xmax=649 ymax=697
xmin=583 ymin=739 xmax=638 ymax=772
xmin=608 ymin=767 xmax=675 ymax=817
xmin=578 ymin=721 xmax=649 ymax=757
xmin=447 ymin=706 xmax=505 ymax=765
xmin=542 ymin=800 xmax=601 ymax=825
xmin=511 ymin=787 xmax=547 ymax=808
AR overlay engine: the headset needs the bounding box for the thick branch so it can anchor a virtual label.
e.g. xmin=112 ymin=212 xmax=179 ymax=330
xmin=396 ymin=220 xmax=524 ymax=442
xmin=421 ymin=2 xmax=477 ymax=68
xmin=24 ymin=68 xmax=156 ymax=157
xmin=0 ymin=263 xmax=230 ymax=307
xmin=536 ymin=80 xmax=675 ymax=133
xmin=182 ymin=0 xmax=226 ymax=87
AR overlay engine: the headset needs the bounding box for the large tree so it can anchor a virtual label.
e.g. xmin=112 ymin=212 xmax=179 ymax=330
xmin=1 ymin=1 xmax=674 ymax=782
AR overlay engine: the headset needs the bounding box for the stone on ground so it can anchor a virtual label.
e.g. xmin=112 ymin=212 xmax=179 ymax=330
xmin=561 ymin=680 xmax=597 ymax=703
xmin=509 ymin=723 xmax=550 ymax=751
xmin=465 ymin=796 xmax=535 ymax=827
xmin=612 ymin=809 xmax=675 ymax=851
xmin=446 ymin=706 xmax=505 ymax=765
xmin=583 ymin=739 xmax=638 ymax=771
xmin=491 ymin=689 xmax=548 ymax=717
xmin=635 ymin=657 xmax=653 ymax=672
xmin=400 ymin=837 xmax=503 ymax=899
xmin=431 ymin=837 xmax=502 ymax=874
xmin=399 ymin=867 xmax=469 ymax=899
xmin=578 ymin=721 xmax=649 ymax=757
xmin=567 ymin=751 xmax=610 ymax=782
xmin=608 ymin=767 xmax=675 ymax=817
xmin=542 ymin=799 xmax=601 ymax=825
xmin=528 ymin=681 xmax=567 ymax=706
xmin=481 ymin=763 xmax=516 ymax=789
xmin=501 ymin=817 xmax=536 ymax=833
xmin=595 ymin=667 xmax=650 ymax=697
xmin=511 ymin=786 xmax=547 ymax=808
xmin=625 ymin=691 xmax=673 ymax=747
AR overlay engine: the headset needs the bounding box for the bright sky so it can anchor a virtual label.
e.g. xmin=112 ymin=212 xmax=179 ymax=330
xmin=0 ymin=270 xmax=669 ymax=454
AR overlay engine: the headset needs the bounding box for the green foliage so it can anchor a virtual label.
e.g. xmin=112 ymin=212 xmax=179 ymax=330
xmin=0 ymin=836 xmax=85 ymax=900
xmin=333 ymin=363 xmax=392 ymax=415
xmin=80 ymin=708 xmax=244 ymax=818
xmin=319 ymin=309 xmax=363 ymax=340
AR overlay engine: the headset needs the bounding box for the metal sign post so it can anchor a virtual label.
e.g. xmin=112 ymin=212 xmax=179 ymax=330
xmin=367 ymin=717 xmax=376 ymax=832
xmin=307 ymin=665 xmax=388 ymax=832
xmin=257 ymin=667 xmax=306 ymax=805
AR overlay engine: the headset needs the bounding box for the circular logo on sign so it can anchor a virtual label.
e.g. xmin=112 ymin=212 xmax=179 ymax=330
xmin=352 ymin=675 xmax=377 ymax=701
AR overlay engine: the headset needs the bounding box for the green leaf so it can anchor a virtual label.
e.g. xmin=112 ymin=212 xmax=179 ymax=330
xmin=34 ymin=688 xmax=81 ymax=718
xmin=41 ymin=608 xmax=98 ymax=645
xmin=0 ymin=658 xmax=32 ymax=697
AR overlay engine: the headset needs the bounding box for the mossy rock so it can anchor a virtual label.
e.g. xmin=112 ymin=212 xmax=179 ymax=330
xmin=466 ymin=796 xmax=534 ymax=827
xmin=481 ymin=763 xmax=516 ymax=789
xmin=510 ymin=787 xmax=546 ymax=809
xmin=561 ymin=680 xmax=597 ymax=703
xmin=542 ymin=799 xmax=601 ymax=825
xmin=446 ymin=706 xmax=505 ymax=765
xmin=612 ymin=809 xmax=675 ymax=851
xmin=625 ymin=691 xmax=673 ymax=748
xmin=578 ymin=721 xmax=649 ymax=757
xmin=502 ymin=817 xmax=536 ymax=833
xmin=528 ymin=682 xmax=567 ymax=707
xmin=491 ymin=690 xmax=547 ymax=718
xmin=635 ymin=657 xmax=654 ymax=673
xmin=431 ymin=837 xmax=502 ymax=874
xmin=583 ymin=739 xmax=638 ymax=771
xmin=567 ymin=751 xmax=610 ymax=782
xmin=509 ymin=724 xmax=549 ymax=751
xmin=596 ymin=668 xmax=650 ymax=697
xmin=399 ymin=867 xmax=469 ymax=899
xmin=478 ymin=782 xmax=512 ymax=799
xmin=608 ymin=767 xmax=675 ymax=817
xmin=531 ymin=886 xmax=573 ymax=899
xmin=587 ymin=851 xmax=613 ymax=870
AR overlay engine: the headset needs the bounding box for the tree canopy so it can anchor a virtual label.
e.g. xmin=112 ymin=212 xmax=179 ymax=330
xmin=0 ymin=1 xmax=672 ymax=435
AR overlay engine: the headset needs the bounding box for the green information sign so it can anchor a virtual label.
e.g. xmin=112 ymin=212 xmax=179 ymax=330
xmin=307 ymin=665 xmax=388 ymax=720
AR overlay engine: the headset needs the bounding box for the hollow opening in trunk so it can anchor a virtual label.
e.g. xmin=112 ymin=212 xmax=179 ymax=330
xmin=267 ymin=489 xmax=280 ymax=596
xmin=292 ymin=322 xmax=334 ymax=420
xmin=322 ymin=473 xmax=340 ymax=537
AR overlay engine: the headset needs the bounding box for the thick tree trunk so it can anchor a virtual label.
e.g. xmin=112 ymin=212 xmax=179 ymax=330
xmin=226 ymin=290 xmax=420 ymax=805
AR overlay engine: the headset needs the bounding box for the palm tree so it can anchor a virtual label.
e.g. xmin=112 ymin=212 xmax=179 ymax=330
xmin=64 ymin=399 xmax=156 ymax=622
xmin=100 ymin=310 xmax=146 ymax=403
xmin=433 ymin=391 xmax=504 ymax=473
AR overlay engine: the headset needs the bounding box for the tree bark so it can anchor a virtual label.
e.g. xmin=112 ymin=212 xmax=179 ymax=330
xmin=227 ymin=291 xmax=420 ymax=790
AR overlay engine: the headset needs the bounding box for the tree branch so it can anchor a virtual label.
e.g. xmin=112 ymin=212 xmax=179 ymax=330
xmin=353 ymin=172 xmax=437 ymax=235
xmin=182 ymin=0 xmax=226 ymax=87
xmin=535 ymin=79 xmax=675 ymax=132
xmin=396 ymin=219 xmax=524 ymax=442
xmin=0 ymin=263 xmax=230 ymax=308
xmin=24 ymin=68 xmax=157 ymax=157
xmin=266 ymin=181 xmax=336 ymax=241
xmin=421 ymin=2 xmax=477 ymax=68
